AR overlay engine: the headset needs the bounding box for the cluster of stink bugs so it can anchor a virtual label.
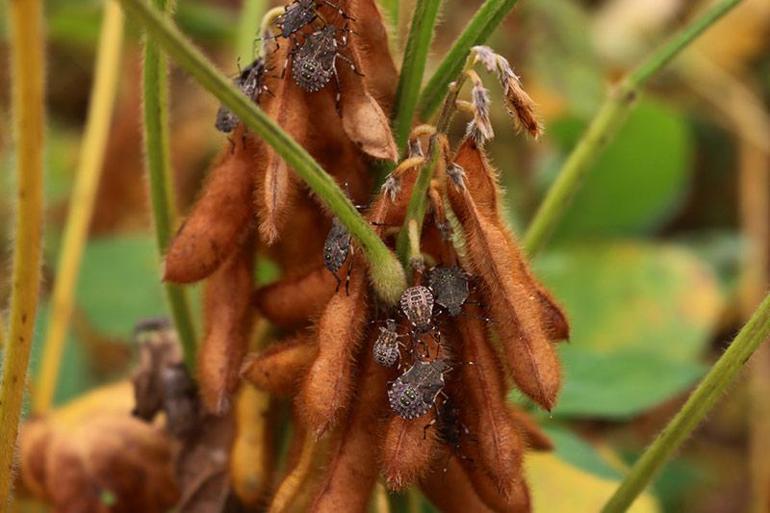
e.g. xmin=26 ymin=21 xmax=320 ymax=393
xmin=214 ymin=0 xmax=359 ymax=134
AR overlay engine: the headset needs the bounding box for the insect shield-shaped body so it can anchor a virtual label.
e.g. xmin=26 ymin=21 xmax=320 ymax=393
xmin=275 ymin=0 xmax=319 ymax=39
xmin=373 ymin=319 xmax=401 ymax=368
xmin=387 ymin=360 xmax=449 ymax=420
xmin=399 ymin=286 xmax=435 ymax=334
xmin=435 ymin=397 xmax=470 ymax=453
xmin=428 ymin=266 xmax=470 ymax=317
xmin=215 ymin=58 xmax=269 ymax=133
xmin=323 ymin=217 xmax=351 ymax=289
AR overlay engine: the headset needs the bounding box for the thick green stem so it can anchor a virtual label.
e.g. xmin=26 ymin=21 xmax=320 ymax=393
xmin=523 ymin=0 xmax=743 ymax=256
xmin=392 ymin=0 xmax=442 ymax=152
xmin=142 ymin=0 xmax=198 ymax=369
xmin=602 ymin=292 xmax=770 ymax=512
xmin=417 ymin=0 xmax=518 ymax=121
xmin=121 ymin=0 xmax=406 ymax=304
xmin=0 ymin=0 xmax=45 ymax=508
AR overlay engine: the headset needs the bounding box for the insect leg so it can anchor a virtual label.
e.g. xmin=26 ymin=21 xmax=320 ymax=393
xmin=335 ymin=52 xmax=364 ymax=76
xmin=321 ymin=0 xmax=355 ymax=21
xmin=332 ymin=56 xmax=343 ymax=115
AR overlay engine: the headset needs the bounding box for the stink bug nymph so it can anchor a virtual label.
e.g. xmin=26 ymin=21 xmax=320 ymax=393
xmin=215 ymin=57 xmax=269 ymax=133
xmin=387 ymin=359 xmax=449 ymax=420
xmin=399 ymin=285 xmax=435 ymax=333
xmin=323 ymin=217 xmax=351 ymax=290
xmin=373 ymin=319 xmax=401 ymax=368
xmin=428 ymin=266 xmax=470 ymax=317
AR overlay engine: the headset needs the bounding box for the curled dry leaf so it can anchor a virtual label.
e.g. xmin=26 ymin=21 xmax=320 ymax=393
xmin=420 ymin=457 xmax=497 ymax=513
xmin=198 ymin=236 xmax=257 ymax=415
xmin=164 ymin=127 xmax=256 ymax=283
xmin=297 ymin=261 xmax=369 ymax=436
xmin=230 ymin=384 xmax=276 ymax=507
xmin=455 ymin=304 xmax=525 ymax=497
xmin=255 ymin=265 xmax=337 ymax=329
xmin=380 ymin=411 xmax=439 ymax=490
xmin=447 ymin=139 xmax=565 ymax=410
xmin=309 ymin=337 xmax=389 ymax=513
xmin=19 ymin=382 xmax=179 ymax=513
xmin=241 ymin=334 xmax=318 ymax=396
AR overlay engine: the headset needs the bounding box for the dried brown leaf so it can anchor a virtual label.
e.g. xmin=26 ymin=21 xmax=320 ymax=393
xmin=297 ymin=262 xmax=369 ymax=436
xmin=198 ymin=237 xmax=256 ymax=415
xmin=255 ymin=265 xmax=337 ymax=329
xmin=240 ymin=334 xmax=318 ymax=396
xmin=164 ymin=129 xmax=256 ymax=283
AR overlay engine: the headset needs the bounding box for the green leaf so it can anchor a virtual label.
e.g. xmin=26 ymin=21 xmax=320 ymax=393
xmin=76 ymin=235 xmax=169 ymax=336
xmin=534 ymin=242 xmax=724 ymax=361
xmin=542 ymin=425 xmax=621 ymax=479
xmin=543 ymin=99 xmax=693 ymax=241
xmin=553 ymin=346 xmax=705 ymax=419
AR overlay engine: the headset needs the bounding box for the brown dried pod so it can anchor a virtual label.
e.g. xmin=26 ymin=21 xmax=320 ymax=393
xmin=462 ymin=461 xmax=532 ymax=513
xmin=309 ymin=336 xmax=390 ymax=513
xmin=240 ymin=334 xmax=318 ymax=396
xmin=255 ymin=265 xmax=337 ymax=329
xmin=198 ymin=236 xmax=257 ymax=415
xmin=447 ymin=139 xmax=565 ymax=410
xmin=508 ymin=406 xmax=553 ymax=451
xmin=297 ymin=261 xmax=369 ymax=436
xmin=380 ymin=411 xmax=439 ymax=490
xmin=455 ymin=305 xmax=525 ymax=497
xmin=420 ymin=457 xmax=497 ymax=513
xmin=164 ymin=128 xmax=257 ymax=283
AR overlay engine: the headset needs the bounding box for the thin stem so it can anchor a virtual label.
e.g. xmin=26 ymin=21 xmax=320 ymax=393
xmin=396 ymin=57 xmax=473 ymax=267
xmin=34 ymin=0 xmax=125 ymax=415
xmin=237 ymin=0 xmax=266 ymax=63
xmin=601 ymin=292 xmax=770 ymax=513
xmin=523 ymin=0 xmax=743 ymax=256
xmin=391 ymin=0 xmax=442 ymax=152
xmin=417 ymin=0 xmax=519 ymax=121
xmin=0 ymin=0 xmax=45 ymax=509
xmin=119 ymin=0 xmax=406 ymax=304
xmin=142 ymin=0 xmax=198 ymax=369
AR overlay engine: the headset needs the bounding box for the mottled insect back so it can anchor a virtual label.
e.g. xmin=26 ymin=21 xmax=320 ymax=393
xmin=428 ymin=266 xmax=470 ymax=317
xmin=323 ymin=217 xmax=351 ymax=285
xmin=399 ymin=285 xmax=435 ymax=333
xmin=373 ymin=319 xmax=400 ymax=367
xmin=215 ymin=58 xmax=269 ymax=133
xmin=275 ymin=0 xmax=319 ymax=39
xmin=388 ymin=360 xmax=448 ymax=419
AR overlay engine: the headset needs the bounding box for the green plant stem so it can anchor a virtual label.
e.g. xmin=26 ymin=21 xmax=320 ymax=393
xmin=396 ymin=56 xmax=473 ymax=267
xmin=0 ymin=0 xmax=45 ymax=509
xmin=602 ymin=292 xmax=770 ymax=513
xmin=237 ymin=0 xmax=266 ymax=62
xmin=392 ymin=0 xmax=442 ymax=152
xmin=35 ymin=0 xmax=125 ymax=415
xmin=417 ymin=0 xmax=518 ymax=121
xmin=142 ymin=0 xmax=198 ymax=369
xmin=523 ymin=0 xmax=743 ymax=256
xmin=120 ymin=0 xmax=406 ymax=304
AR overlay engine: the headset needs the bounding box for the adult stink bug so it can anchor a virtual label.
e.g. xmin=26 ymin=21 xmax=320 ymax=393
xmin=215 ymin=57 xmax=269 ymax=133
xmin=373 ymin=319 xmax=401 ymax=368
xmin=323 ymin=217 xmax=351 ymax=291
xmin=290 ymin=24 xmax=361 ymax=108
xmin=399 ymin=285 xmax=435 ymax=334
xmin=387 ymin=359 xmax=449 ymax=420
xmin=428 ymin=266 xmax=470 ymax=317
xmin=273 ymin=0 xmax=351 ymax=40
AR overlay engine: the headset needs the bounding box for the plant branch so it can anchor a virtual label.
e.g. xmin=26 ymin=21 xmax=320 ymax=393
xmin=34 ymin=0 xmax=125 ymax=415
xmin=523 ymin=0 xmax=743 ymax=256
xmin=142 ymin=0 xmax=199 ymax=369
xmin=0 ymin=0 xmax=45 ymax=508
xmin=417 ymin=0 xmax=519 ymax=121
xmin=601 ymin=291 xmax=770 ymax=513
xmin=392 ymin=0 xmax=442 ymax=152
xmin=119 ymin=0 xmax=406 ymax=304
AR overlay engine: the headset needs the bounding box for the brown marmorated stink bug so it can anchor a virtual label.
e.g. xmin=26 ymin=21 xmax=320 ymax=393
xmin=215 ymin=57 xmax=270 ymax=133
xmin=290 ymin=24 xmax=362 ymax=108
xmin=428 ymin=266 xmax=470 ymax=317
xmin=373 ymin=319 xmax=401 ymax=368
xmin=272 ymin=0 xmax=351 ymax=41
xmin=399 ymin=285 xmax=435 ymax=334
xmin=323 ymin=217 xmax=352 ymax=291
xmin=387 ymin=359 xmax=450 ymax=420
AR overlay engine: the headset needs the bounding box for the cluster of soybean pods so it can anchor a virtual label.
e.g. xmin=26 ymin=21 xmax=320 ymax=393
xmin=215 ymin=0 xmax=359 ymax=133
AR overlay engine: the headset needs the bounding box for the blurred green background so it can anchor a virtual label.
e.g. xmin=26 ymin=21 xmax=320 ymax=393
xmin=0 ymin=0 xmax=768 ymax=511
